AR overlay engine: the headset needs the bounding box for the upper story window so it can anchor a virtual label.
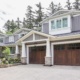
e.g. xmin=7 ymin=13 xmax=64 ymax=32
xmin=63 ymin=18 xmax=68 ymax=27
xmin=51 ymin=20 xmax=55 ymax=29
xmin=56 ymin=20 xmax=61 ymax=28
xmin=50 ymin=17 xmax=68 ymax=30
xmin=9 ymin=36 xmax=14 ymax=42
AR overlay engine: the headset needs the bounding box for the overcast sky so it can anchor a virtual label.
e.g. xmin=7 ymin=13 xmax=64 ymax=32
xmin=0 ymin=0 xmax=74 ymax=31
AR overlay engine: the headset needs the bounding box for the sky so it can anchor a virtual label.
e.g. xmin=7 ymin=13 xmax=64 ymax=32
xmin=0 ymin=0 xmax=74 ymax=31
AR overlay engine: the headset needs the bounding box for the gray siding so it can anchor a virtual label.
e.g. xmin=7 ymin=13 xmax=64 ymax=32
xmin=35 ymin=34 xmax=47 ymax=40
xmin=5 ymin=37 xmax=9 ymax=44
xmin=14 ymin=35 xmax=19 ymax=41
xmin=5 ymin=35 xmax=19 ymax=44
xmin=42 ymin=23 xmax=49 ymax=34
xmin=72 ymin=16 xmax=80 ymax=32
xmin=24 ymin=35 xmax=33 ymax=41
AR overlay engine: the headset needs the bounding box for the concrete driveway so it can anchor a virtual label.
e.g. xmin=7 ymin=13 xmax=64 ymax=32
xmin=0 ymin=65 xmax=80 ymax=80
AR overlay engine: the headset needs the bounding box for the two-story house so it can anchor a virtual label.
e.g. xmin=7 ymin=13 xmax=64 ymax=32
xmin=1 ymin=10 xmax=80 ymax=66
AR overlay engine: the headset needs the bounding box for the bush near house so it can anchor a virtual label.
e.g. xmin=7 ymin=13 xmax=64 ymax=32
xmin=0 ymin=47 xmax=21 ymax=68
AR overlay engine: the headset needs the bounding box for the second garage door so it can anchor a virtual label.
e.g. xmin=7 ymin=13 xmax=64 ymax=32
xmin=54 ymin=43 xmax=80 ymax=66
xmin=29 ymin=46 xmax=46 ymax=64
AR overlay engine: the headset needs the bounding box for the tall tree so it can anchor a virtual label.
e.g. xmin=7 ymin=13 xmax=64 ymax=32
xmin=73 ymin=0 xmax=80 ymax=10
xmin=22 ymin=18 xmax=26 ymax=28
xmin=4 ymin=20 xmax=18 ymax=33
xmin=47 ymin=2 xmax=57 ymax=15
xmin=56 ymin=3 xmax=63 ymax=11
xmin=25 ymin=5 xmax=34 ymax=29
xmin=16 ymin=17 xmax=21 ymax=28
xmin=66 ymin=0 xmax=72 ymax=10
xmin=35 ymin=2 xmax=44 ymax=25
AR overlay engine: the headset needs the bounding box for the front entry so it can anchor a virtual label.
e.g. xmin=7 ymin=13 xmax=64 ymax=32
xmin=54 ymin=43 xmax=80 ymax=66
xmin=29 ymin=46 xmax=46 ymax=64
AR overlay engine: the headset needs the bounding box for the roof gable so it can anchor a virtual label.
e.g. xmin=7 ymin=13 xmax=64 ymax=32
xmin=16 ymin=30 xmax=55 ymax=43
xmin=40 ymin=10 xmax=80 ymax=24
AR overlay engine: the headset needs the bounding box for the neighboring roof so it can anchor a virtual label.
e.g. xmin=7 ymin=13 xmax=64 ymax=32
xmin=13 ymin=28 xmax=31 ymax=35
xmin=16 ymin=30 xmax=56 ymax=43
xmin=40 ymin=9 xmax=80 ymax=24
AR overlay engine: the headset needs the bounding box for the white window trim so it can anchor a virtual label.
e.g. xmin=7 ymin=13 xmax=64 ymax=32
xmin=50 ymin=16 xmax=68 ymax=31
xmin=9 ymin=36 xmax=14 ymax=42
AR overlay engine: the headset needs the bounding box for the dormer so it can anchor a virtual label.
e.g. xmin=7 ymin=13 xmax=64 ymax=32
xmin=40 ymin=10 xmax=80 ymax=35
xmin=49 ymin=14 xmax=71 ymax=35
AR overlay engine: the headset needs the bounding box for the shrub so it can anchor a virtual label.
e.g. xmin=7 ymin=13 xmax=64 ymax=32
xmin=2 ymin=47 xmax=10 ymax=59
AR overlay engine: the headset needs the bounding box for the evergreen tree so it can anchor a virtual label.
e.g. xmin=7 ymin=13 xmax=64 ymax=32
xmin=4 ymin=20 xmax=18 ymax=33
xmin=22 ymin=18 xmax=26 ymax=28
xmin=73 ymin=0 xmax=80 ymax=10
xmin=47 ymin=2 xmax=57 ymax=15
xmin=57 ymin=3 xmax=63 ymax=11
xmin=66 ymin=0 xmax=72 ymax=10
xmin=35 ymin=2 xmax=44 ymax=25
xmin=25 ymin=5 xmax=34 ymax=29
xmin=16 ymin=17 xmax=21 ymax=28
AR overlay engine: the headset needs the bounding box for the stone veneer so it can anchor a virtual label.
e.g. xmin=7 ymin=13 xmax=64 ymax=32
xmin=45 ymin=57 xmax=52 ymax=66
xmin=21 ymin=57 xmax=27 ymax=64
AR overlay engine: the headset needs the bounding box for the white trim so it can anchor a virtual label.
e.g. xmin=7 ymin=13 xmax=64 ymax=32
xmin=27 ymin=43 xmax=46 ymax=64
xmin=52 ymin=40 xmax=80 ymax=45
xmin=51 ymin=43 xmax=54 ymax=65
xmin=22 ymin=39 xmax=47 ymax=44
xmin=73 ymin=14 xmax=80 ymax=17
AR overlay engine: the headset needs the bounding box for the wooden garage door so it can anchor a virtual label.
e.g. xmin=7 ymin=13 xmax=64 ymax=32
xmin=54 ymin=44 xmax=80 ymax=66
xmin=29 ymin=46 xmax=46 ymax=64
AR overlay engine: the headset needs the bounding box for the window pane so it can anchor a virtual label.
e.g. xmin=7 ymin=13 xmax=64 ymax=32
xmin=51 ymin=20 xmax=55 ymax=29
xmin=56 ymin=20 xmax=61 ymax=28
xmin=63 ymin=18 xmax=68 ymax=27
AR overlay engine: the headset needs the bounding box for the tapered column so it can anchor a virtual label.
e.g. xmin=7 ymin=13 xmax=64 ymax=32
xmin=45 ymin=39 xmax=52 ymax=66
xmin=21 ymin=43 xmax=27 ymax=64
xmin=14 ymin=45 xmax=20 ymax=58
xmin=15 ymin=45 xmax=19 ymax=54
xmin=46 ymin=40 xmax=51 ymax=57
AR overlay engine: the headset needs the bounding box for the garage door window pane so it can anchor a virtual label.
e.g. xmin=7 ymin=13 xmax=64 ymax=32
xmin=54 ymin=45 xmax=65 ymax=50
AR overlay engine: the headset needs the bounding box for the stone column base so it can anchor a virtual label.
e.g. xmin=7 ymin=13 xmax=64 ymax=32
xmin=21 ymin=57 xmax=27 ymax=65
xmin=45 ymin=57 xmax=52 ymax=66
xmin=14 ymin=54 xmax=20 ymax=59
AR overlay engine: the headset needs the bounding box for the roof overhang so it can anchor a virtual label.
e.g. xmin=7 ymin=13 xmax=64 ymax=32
xmin=40 ymin=10 xmax=80 ymax=24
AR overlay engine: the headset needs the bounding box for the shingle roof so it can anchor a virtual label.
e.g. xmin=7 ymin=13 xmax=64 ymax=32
xmin=55 ymin=30 xmax=80 ymax=37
